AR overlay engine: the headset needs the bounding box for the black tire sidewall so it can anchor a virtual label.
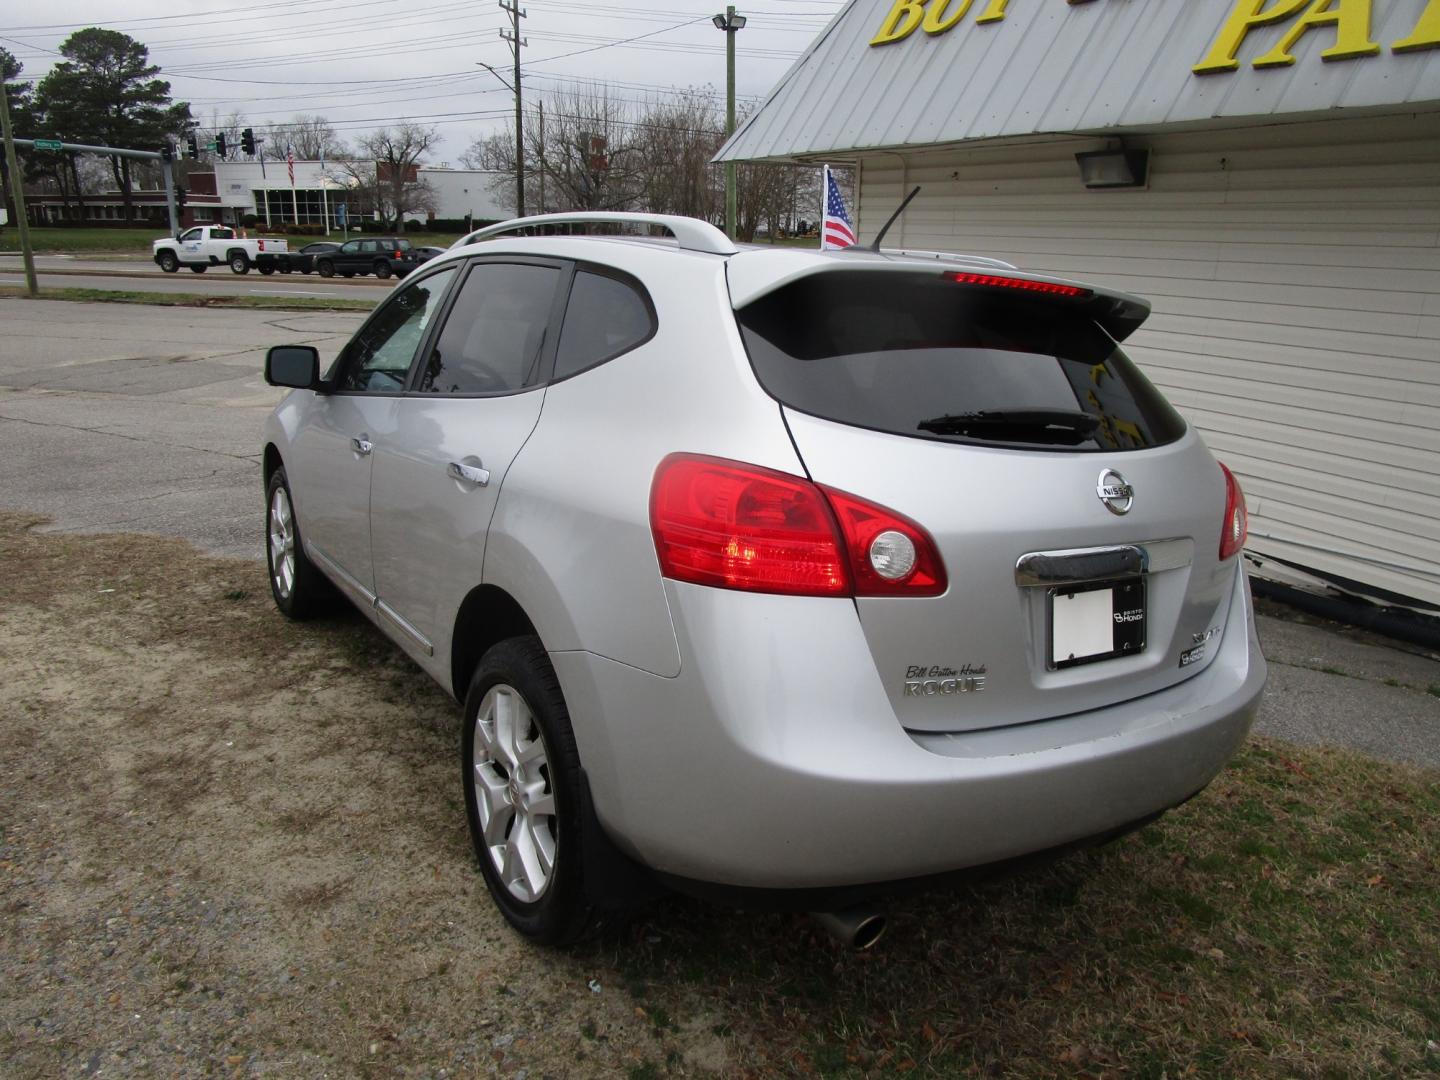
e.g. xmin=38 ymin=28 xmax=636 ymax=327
xmin=318 ymin=260 xmax=334 ymax=277
xmin=461 ymin=637 xmax=594 ymax=945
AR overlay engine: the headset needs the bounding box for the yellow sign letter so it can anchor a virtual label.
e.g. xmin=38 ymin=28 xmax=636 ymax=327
xmin=1192 ymin=0 xmax=1311 ymax=74
xmin=1393 ymin=0 xmax=1440 ymax=52
xmin=871 ymin=0 xmax=930 ymax=45
xmin=974 ymin=0 xmax=1010 ymax=25
xmin=1253 ymin=0 xmax=1379 ymax=67
xmin=923 ymin=0 xmax=975 ymax=35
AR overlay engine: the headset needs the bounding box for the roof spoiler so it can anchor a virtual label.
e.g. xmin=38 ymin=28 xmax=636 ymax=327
xmin=728 ymin=253 xmax=1152 ymax=342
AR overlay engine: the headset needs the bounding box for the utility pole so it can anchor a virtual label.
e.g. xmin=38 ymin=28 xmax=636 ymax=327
xmin=0 ymin=78 xmax=37 ymax=297
xmin=500 ymin=0 xmax=527 ymax=219
xmin=713 ymin=7 xmax=746 ymax=239
xmin=537 ymin=100 xmax=545 ymax=215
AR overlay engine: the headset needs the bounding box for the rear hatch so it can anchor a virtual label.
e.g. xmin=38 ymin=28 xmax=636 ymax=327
xmin=734 ymin=266 xmax=1240 ymax=734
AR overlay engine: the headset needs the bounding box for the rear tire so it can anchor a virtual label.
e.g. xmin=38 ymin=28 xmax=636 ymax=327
xmin=265 ymin=467 xmax=332 ymax=620
xmin=158 ymin=251 xmax=179 ymax=273
xmin=462 ymin=637 xmax=607 ymax=945
xmin=317 ymin=260 xmax=335 ymax=278
xmin=228 ymin=251 xmax=250 ymax=275
xmin=373 ymin=260 xmax=392 ymax=280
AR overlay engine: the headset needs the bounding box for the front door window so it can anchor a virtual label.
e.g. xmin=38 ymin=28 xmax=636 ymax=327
xmin=336 ymin=268 xmax=457 ymax=393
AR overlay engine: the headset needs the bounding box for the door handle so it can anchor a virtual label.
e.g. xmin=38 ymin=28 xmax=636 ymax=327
xmin=351 ymin=434 xmax=373 ymax=456
xmin=447 ymin=461 xmax=490 ymax=487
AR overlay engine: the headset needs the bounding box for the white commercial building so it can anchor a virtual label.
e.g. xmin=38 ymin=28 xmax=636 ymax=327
xmin=198 ymin=160 xmax=510 ymax=229
xmin=720 ymin=0 xmax=1440 ymax=611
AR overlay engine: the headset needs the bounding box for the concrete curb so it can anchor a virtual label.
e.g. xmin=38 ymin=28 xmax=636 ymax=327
xmin=0 ymin=265 xmax=392 ymax=287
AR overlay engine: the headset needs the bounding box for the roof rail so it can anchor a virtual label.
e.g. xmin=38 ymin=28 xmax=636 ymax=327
xmin=458 ymin=212 xmax=739 ymax=256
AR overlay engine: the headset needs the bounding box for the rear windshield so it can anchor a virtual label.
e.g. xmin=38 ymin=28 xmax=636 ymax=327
xmin=737 ymin=271 xmax=1185 ymax=452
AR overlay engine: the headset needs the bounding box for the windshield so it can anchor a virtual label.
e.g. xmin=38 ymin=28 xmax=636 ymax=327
xmin=736 ymin=271 xmax=1185 ymax=452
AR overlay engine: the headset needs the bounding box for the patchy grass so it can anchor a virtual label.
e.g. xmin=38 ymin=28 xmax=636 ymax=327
xmin=0 ymin=513 xmax=1436 ymax=1078
xmin=0 ymin=284 xmax=377 ymax=311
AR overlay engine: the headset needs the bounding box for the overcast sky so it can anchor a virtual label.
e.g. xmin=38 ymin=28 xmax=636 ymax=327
xmin=2 ymin=0 xmax=845 ymax=162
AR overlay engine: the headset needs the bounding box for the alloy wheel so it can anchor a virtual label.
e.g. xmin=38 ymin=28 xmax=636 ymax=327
xmin=268 ymin=486 xmax=296 ymax=600
xmin=472 ymin=684 xmax=557 ymax=903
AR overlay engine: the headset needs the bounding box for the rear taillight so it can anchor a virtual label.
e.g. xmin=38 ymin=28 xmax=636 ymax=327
xmin=650 ymin=454 xmax=946 ymax=597
xmin=1219 ymin=462 xmax=1248 ymax=561
xmin=819 ymin=486 xmax=946 ymax=596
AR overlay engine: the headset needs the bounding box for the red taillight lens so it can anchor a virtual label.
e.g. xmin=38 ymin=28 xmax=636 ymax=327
xmin=820 ymin=486 xmax=947 ymax=596
xmin=942 ymin=270 xmax=1091 ymax=299
xmin=1219 ymin=462 xmax=1248 ymax=561
xmin=650 ymin=454 xmax=946 ymax=597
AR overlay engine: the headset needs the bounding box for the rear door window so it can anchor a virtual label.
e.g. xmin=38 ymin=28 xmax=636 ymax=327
xmin=736 ymin=271 xmax=1185 ymax=452
xmin=553 ymin=269 xmax=656 ymax=381
xmin=416 ymin=262 xmax=561 ymax=395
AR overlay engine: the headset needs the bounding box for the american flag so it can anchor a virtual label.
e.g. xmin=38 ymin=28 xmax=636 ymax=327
xmin=287 ymin=148 xmax=295 ymax=187
xmin=821 ymin=166 xmax=856 ymax=250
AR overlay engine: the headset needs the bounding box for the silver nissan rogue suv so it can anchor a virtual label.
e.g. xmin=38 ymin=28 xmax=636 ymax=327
xmin=262 ymin=212 xmax=1266 ymax=945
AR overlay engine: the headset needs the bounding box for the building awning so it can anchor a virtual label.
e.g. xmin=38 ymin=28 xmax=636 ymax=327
xmin=716 ymin=0 xmax=1440 ymax=164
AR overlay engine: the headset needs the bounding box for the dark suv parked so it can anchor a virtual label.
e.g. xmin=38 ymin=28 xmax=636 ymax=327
xmin=316 ymin=237 xmax=421 ymax=280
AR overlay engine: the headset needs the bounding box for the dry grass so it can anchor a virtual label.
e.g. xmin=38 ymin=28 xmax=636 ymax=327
xmin=0 ymin=513 xmax=1436 ymax=1078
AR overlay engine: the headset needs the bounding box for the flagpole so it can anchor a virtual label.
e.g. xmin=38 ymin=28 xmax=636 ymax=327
xmin=319 ymin=148 xmax=329 ymax=235
xmin=259 ymin=146 xmax=271 ymax=229
xmin=290 ymin=147 xmax=298 ymax=226
xmin=820 ymin=164 xmax=829 ymax=250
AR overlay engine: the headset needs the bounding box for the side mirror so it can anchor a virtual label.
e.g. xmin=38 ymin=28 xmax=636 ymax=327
xmin=265 ymin=345 xmax=321 ymax=390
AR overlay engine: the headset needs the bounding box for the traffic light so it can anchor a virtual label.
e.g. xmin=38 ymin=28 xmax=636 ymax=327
xmin=215 ymin=132 xmax=228 ymax=159
xmin=186 ymin=134 xmax=199 ymax=159
xmin=161 ymin=143 xmax=173 ymax=163
xmin=176 ymin=187 xmax=187 ymax=209
xmin=241 ymin=128 xmax=256 ymax=156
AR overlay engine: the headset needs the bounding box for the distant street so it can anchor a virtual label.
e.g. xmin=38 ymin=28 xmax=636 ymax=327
xmin=0 ymin=253 xmax=389 ymax=300
xmin=0 ymin=298 xmax=365 ymax=559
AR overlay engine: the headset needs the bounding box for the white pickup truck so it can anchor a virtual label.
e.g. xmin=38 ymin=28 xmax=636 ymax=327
xmin=153 ymin=226 xmax=288 ymax=275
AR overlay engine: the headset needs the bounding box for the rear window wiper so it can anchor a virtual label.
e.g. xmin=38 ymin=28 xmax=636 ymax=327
xmin=917 ymin=409 xmax=1100 ymax=444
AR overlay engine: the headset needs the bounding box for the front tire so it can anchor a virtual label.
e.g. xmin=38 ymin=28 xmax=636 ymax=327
xmin=462 ymin=637 xmax=604 ymax=945
xmin=265 ymin=467 xmax=332 ymax=620
xmin=157 ymin=251 xmax=179 ymax=273
xmin=259 ymin=264 xmax=276 ymax=276
xmin=229 ymin=251 xmax=250 ymax=275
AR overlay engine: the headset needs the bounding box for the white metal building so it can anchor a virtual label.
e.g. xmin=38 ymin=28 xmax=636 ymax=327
xmin=718 ymin=0 xmax=1440 ymax=610
xmin=201 ymin=161 xmax=509 ymax=229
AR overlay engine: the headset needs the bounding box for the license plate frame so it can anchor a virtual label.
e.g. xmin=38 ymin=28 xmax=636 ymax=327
xmin=1048 ymin=577 xmax=1146 ymax=670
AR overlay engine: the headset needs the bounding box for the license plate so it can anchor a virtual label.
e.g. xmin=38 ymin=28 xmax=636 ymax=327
xmin=1049 ymin=578 xmax=1146 ymax=669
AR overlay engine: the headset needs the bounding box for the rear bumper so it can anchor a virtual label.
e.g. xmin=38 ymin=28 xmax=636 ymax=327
xmin=550 ymin=567 xmax=1265 ymax=890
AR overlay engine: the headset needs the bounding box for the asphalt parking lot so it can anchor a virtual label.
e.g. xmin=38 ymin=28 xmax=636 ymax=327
xmin=2 ymin=297 xmax=1436 ymax=767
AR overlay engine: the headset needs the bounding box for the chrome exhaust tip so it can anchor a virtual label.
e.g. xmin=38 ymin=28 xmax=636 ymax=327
xmin=810 ymin=906 xmax=887 ymax=950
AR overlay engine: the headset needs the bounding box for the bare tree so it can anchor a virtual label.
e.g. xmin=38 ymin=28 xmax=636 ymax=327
xmin=334 ymin=122 xmax=439 ymax=232
xmin=351 ymin=122 xmax=439 ymax=233
xmin=635 ymin=88 xmax=725 ymax=221
xmin=274 ymin=114 xmax=344 ymax=161
xmin=459 ymin=131 xmax=512 ymax=172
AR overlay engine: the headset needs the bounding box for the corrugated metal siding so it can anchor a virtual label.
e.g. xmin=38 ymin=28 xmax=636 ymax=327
xmin=718 ymin=0 xmax=1440 ymax=163
xmin=854 ymin=112 xmax=1440 ymax=607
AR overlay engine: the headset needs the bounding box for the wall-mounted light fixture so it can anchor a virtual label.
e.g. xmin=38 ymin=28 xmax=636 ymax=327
xmin=1075 ymin=144 xmax=1150 ymax=189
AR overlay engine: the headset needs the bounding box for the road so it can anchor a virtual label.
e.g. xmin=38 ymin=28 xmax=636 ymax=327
xmin=0 ymin=297 xmax=363 ymax=559
xmin=0 ymin=297 xmax=1436 ymax=767
xmin=0 ymin=253 xmax=390 ymax=299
